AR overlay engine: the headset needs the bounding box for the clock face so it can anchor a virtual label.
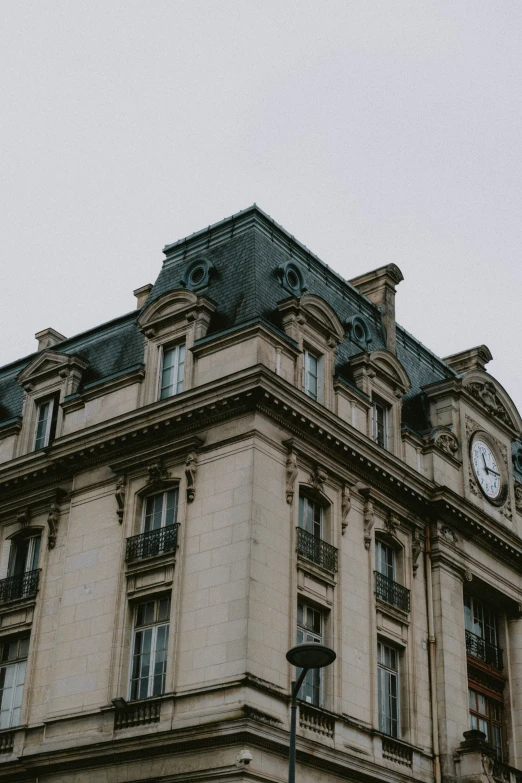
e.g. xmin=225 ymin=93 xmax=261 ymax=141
xmin=471 ymin=438 xmax=502 ymax=500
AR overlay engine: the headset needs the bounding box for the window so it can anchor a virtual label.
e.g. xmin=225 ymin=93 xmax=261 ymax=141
xmin=297 ymin=496 xmax=338 ymax=572
xmin=129 ymin=597 xmax=170 ymax=700
xmin=0 ymin=536 xmax=41 ymax=602
xmin=34 ymin=395 xmax=58 ymax=449
xmin=376 ymin=540 xmax=395 ymax=581
xmin=375 ymin=540 xmax=410 ymax=611
xmin=143 ymin=491 xmax=178 ymax=533
xmin=372 ymin=400 xmax=388 ymax=448
xmin=299 ymin=496 xmax=322 ymax=539
xmin=464 ymin=594 xmax=502 ymax=670
xmin=378 ymin=641 xmax=400 ymax=737
xmin=469 ymin=688 xmax=503 ymax=760
xmin=302 ymin=349 xmax=319 ymax=401
xmin=296 ymin=602 xmax=324 ymax=706
xmin=159 ymin=344 xmax=185 ymax=400
xmin=126 ymin=491 xmax=179 ymax=562
xmin=0 ymin=637 xmax=29 ymax=728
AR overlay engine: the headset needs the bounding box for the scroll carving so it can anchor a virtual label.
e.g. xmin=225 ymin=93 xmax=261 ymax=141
xmin=16 ymin=508 xmax=31 ymax=528
xmin=115 ymin=475 xmax=126 ymax=524
xmin=285 ymin=450 xmax=298 ymax=504
xmin=341 ymin=484 xmax=351 ymax=533
xmin=147 ymin=460 xmax=170 ymax=485
xmin=385 ymin=511 xmax=400 ymax=536
xmin=47 ymin=503 xmax=60 ymax=549
xmin=515 ymin=482 xmax=522 ymax=513
xmin=433 ymin=429 xmax=459 ymax=457
xmin=185 ymin=451 xmax=198 ymax=503
xmin=361 ymin=491 xmax=374 ymax=550
xmin=412 ymin=530 xmax=422 ymax=577
xmin=466 ymin=381 xmax=511 ymax=426
xmin=465 ymin=415 xmax=480 ymax=439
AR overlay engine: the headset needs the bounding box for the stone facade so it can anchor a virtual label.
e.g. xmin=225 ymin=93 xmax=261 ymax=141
xmin=0 ymin=205 xmax=521 ymax=783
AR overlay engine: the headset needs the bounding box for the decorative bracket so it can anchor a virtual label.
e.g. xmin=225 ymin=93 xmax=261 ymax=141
xmin=360 ymin=489 xmax=374 ymax=550
xmin=115 ymin=475 xmax=126 ymax=524
xmin=285 ymin=448 xmax=298 ymax=505
xmin=310 ymin=465 xmax=327 ymax=493
xmin=341 ymin=484 xmax=351 ymax=533
xmin=47 ymin=503 xmax=60 ymax=549
xmin=412 ymin=530 xmax=422 ymax=577
xmin=185 ymin=450 xmax=198 ymax=503
xmin=16 ymin=508 xmax=31 ymax=529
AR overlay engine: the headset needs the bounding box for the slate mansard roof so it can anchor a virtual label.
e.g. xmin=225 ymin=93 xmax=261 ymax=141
xmin=0 ymin=205 xmax=456 ymax=433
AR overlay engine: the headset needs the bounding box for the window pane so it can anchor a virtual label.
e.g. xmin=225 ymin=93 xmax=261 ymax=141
xmin=164 ymin=490 xmax=178 ymax=527
xmin=35 ymin=401 xmax=50 ymax=449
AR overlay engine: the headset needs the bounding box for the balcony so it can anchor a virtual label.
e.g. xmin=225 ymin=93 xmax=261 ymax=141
xmin=0 ymin=569 xmax=40 ymax=603
xmin=492 ymin=761 xmax=522 ymax=783
xmin=375 ymin=572 xmax=410 ymax=612
xmin=297 ymin=528 xmax=338 ymax=573
xmin=466 ymin=629 xmax=503 ymax=671
xmin=114 ymin=698 xmax=161 ymax=730
xmin=125 ymin=525 xmax=179 ymax=563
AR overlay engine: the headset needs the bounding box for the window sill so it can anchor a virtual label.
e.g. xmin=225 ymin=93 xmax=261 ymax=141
xmin=376 ymin=596 xmax=410 ymax=624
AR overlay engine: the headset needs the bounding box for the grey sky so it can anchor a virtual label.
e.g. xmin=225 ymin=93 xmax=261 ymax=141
xmin=2 ymin=2 xmax=521 ymax=411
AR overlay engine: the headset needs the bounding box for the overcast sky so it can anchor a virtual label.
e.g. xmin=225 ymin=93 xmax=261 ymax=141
xmin=1 ymin=2 xmax=521 ymax=411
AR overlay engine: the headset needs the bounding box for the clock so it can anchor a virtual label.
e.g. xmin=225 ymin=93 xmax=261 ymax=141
xmin=470 ymin=436 xmax=503 ymax=501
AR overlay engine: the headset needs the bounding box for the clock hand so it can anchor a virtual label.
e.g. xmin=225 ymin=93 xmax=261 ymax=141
xmin=482 ymin=455 xmax=490 ymax=474
xmin=488 ymin=468 xmax=500 ymax=477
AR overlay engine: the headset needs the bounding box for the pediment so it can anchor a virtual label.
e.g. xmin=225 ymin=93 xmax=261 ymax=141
xmin=137 ymin=290 xmax=216 ymax=335
xmin=18 ymin=351 xmax=88 ymax=390
xmin=299 ymin=294 xmax=345 ymax=343
xmin=368 ymin=350 xmax=410 ymax=392
xmin=462 ymin=371 xmax=522 ymax=434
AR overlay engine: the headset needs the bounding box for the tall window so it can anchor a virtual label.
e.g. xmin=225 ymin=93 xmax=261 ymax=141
xmin=464 ymin=594 xmax=502 ymax=669
xmin=34 ymin=395 xmax=58 ymax=449
xmin=378 ymin=641 xmax=400 ymax=737
xmin=0 ymin=535 xmax=41 ymax=602
xmin=372 ymin=400 xmax=388 ymax=448
xmin=302 ymin=350 xmax=319 ymax=401
xmin=0 ymin=637 xmax=29 ymax=728
xmin=376 ymin=541 xmax=395 ymax=581
xmin=159 ymin=344 xmax=185 ymax=400
xmin=129 ymin=597 xmax=170 ymax=700
xmin=143 ymin=491 xmax=178 ymax=533
xmin=296 ymin=602 xmax=323 ymax=706
xmin=469 ymin=688 xmax=503 ymax=760
xmin=299 ymin=496 xmax=322 ymax=539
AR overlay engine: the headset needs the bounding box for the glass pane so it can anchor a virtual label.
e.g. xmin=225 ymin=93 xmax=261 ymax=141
xmin=35 ymin=401 xmax=50 ymax=448
xmin=158 ymin=598 xmax=171 ymax=623
xmin=164 ymin=490 xmax=178 ymax=527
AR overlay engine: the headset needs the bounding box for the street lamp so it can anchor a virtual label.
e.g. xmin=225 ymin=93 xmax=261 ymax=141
xmin=285 ymin=643 xmax=336 ymax=783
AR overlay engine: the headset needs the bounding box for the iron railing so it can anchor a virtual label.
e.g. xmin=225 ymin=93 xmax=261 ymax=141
xmin=125 ymin=525 xmax=179 ymax=562
xmin=375 ymin=572 xmax=410 ymax=612
xmin=0 ymin=569 xmax=40 ymax=603
xmin=297 ymin=528 xmax=338 ymax=573
xmin=466 ymin=629 xmax=503 ymax=671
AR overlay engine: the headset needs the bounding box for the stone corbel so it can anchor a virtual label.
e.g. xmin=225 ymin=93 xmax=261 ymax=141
xmin=385 ymin=511 xmax=400 ymax=536
xmin=515 ymin=482 xmax=522 ymax=514
xmin=341 ymin=483 xmax=351 ymax=533
xmin=285 ymin=448 xmax=298 ymax=505
xmin=360 ymin=489 xmax=374 ymax=550
xmin=147 ymin=459 xmax=170 ymax=485
xmin=185 ymin=450 xmax=198 ymax=503
xmin=47 ymin=503 xmax=60 ymax=549
xmin=115 ymin=475 xmax=126 ymax=524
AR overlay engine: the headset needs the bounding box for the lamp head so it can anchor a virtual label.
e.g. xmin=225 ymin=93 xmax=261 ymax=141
xmin=286 ymin=642 xmax=336 ymax=670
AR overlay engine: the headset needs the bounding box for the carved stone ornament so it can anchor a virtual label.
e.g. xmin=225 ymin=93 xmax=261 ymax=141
xmin=501 ymin=498 xmax=513 ymax=522
xmin=515 ymin=482 xmax=522 ymax=513
xmin=185 ymin=451 xmax=198 ymax=503
xmin=464 ymin=569 xmax=473 ymax=583
xmin=16 ymin=508 xmax=31 ymax=528
xmin=47 ymin=503 xmax=60 ymax=549
xmin=466 ymin=381 xmax=511 ymax=426
xmin=147 ymin=460 xmax=170 ymax=485
xmin=341 ymin=484 xmax=351 ymax=533
xmin=433 ymin=429 xmax=459 ymax=457
xmin=440 ymin=525 xmax=457 ymax=545
xmin=385 ymin=511 xmax=400 ymax=536
xmin=310 ymin=465 xmax=327 ymax=493
xmin=361 ymin=491 xmax=374 ymax=551
xmin=412 ymin=530 xmax=422 ymax=577
xmin=465 ymin=415 xmax=480 ymax=440
xmin=115 ymin=475 xmax=126 ymax=524
xmin=285 ymin=450 xmax=298 ymax=504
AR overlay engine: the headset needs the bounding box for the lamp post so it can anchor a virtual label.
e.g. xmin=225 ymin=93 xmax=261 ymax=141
xmin=285 ymin=643 xmax=336 ymax=783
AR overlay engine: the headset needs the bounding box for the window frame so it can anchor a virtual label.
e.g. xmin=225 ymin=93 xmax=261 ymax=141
xmin=372 ymin=398 xmax=388 ymax=449
xmin=158 ymin=342 xmax=186 ymax=401
xmin=33 ymin=393 xmax=59 ymax=450
xmin=128 ymin=596 xmax=171 ymax=701
xmin=141 ymin=490 xmax=179 ymax=534
xmin=296 ymin=601 xmax=325 ymax=707
xmin=302 ymin=348 xmax=320 ymax=402
xmin=375 ymin=540 xmax=396 ymax=582
xmin=298 ymin=495 xmax=323 ymax=540
xmin=469 ymin=686 xmax=504 ymax=760
xmin=377 ymin=640 xmax=400 ymax=738
xmin=0 ymin=636 xmax=29 ymax=729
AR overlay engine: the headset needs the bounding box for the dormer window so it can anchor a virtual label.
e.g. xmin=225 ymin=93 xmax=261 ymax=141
xmin=372 ymin=399 xmax=388 ymax=449
xmin=159 ymin=344 xmax=185 ymax=400
xmin=303 ymin=349 xmax=323 ymax=402
xmin=34 ymin=395 xmax=58 ymax=450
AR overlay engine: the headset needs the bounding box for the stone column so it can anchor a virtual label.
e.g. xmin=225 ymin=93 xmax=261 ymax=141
xmin=430 ymin=557 xmax=469 ymax=779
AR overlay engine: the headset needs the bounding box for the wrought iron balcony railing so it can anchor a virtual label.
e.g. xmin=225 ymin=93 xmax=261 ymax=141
xmin=375 ymin=572 xmax=411 ymax=612
xmin=297 ymin=528 xmax=338 ymax=573
xmin=466 ymin=629 xmax=503 ymax=671
xmin=0 ymin=569 xmax=40 ymax=603
xmin=125 ymin=525 xmax=179 ymax=562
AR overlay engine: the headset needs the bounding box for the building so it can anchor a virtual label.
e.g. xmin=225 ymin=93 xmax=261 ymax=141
xmin=0 ymin=204 xmax=521 ymax=783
